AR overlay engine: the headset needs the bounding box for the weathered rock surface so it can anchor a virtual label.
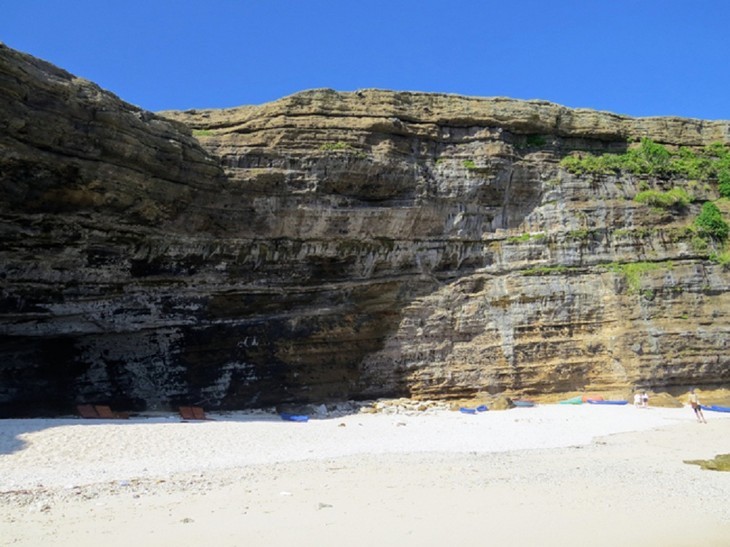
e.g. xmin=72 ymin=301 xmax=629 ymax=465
xmin=1 ymin=44 xmax=729 ymax=416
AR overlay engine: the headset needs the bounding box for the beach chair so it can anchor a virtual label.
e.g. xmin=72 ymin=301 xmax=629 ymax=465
xmin=77 ymin=404 xmax=129 ymax=419
xmin=97 ymin=405 xmax=129 ymax=419
xmin=179 ymin=406 xmax=210 ymax=421
xmin=94 ymin=405 xmax=116 ymax=419
xmin=77 ymin=404 xmax=100 ymax=418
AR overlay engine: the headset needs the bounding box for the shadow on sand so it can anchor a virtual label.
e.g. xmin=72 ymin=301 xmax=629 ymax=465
xmin=0 ymin=402 xmax=372 ymax=457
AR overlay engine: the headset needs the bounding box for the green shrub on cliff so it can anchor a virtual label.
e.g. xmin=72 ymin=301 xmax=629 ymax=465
xmin=710 ymin=250 xmax=730 ymax=267
xmin=624 ymin=138 xmax=671 ymax=175
xmin=670 ymin=146 xmax=714 ymax=179
xmin=560 ymin=154 xmax=617 ymax=175
xmin=695 ymin=202 xmax=729 ymax=241
xmin=705 ymin=143 xmax=730 ymax=197
xmin=608 ymin=261 xmax=670 ymax=294
xmin=521 ymin=265 xmax=573 ymax=276
xmin=561 ymin=139 xmax=730 ymax=185
xmin=719 ymin=169 xmax=730 ymax=198
xmin=634 ymin=187 xmax=691 ymax=209
xmin=561 ymin=138 xmax=672 ymax=176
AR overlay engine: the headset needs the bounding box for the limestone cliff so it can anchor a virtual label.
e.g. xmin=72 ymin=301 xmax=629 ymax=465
xmin=1 ymin=44 xmax=729 ymax=416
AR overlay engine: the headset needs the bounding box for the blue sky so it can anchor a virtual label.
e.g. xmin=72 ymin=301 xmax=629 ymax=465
xmin=2 ymin=1 xmax=728 ymax=119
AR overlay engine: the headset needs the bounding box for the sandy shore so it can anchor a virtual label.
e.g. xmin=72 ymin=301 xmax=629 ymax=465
xmin=1 ymin=403 xmax=729 ymax=546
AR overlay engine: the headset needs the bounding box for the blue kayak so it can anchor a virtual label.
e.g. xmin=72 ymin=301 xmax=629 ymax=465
xmin=587 ymin=399 xmax=628 ymax=405
xmin=280 ymin=413 xmax=309 ymax=422
xmin=460 ymin=405 xmax=488 ymax=414
xmin=513 ymin=400 xmax=535 ymax=408
xmin=701 ymin=405 xmax=730 ymax=413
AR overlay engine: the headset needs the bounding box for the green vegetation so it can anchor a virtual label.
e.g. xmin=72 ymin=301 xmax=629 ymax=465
xmin=560 ymin=138 xmax=730 ymax=183
xmin=710 ymin=250 xmax=730 ymax=267
xmin=720 ymin=168 xmax=730 ymax=198
xmin=192 ymin=129 xmax=214 ymax=137
xmin=608 ymin=261 xmax=671 ymax=294
xmin=663 ymin=225 xmax=696 ymax=242
xmin=613 ymin=227 xmax=652 ymax=239
xmin=634 ymin=187 xmax=691 ymax=209
xmin=560 ymin=154 xmax=617 ymax=175
xmin=691 ymin=231 xmax=717 ymax=253
xmin=463 ymin=159 xmax=477 ymax=170
xmin=521 ymin=265 xmax=574 ymax=276
xmin=695 ymin=202 xmax=729 ymax=241
xmin=566 ymin=228 xmax=600 ymax=241
xmin=320 ymin=141 xmax=354 ymax=152
xmin=562 ymin=139 xmax=730 ymax=263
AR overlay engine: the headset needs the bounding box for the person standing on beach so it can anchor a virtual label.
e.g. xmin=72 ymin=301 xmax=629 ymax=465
xmin=688 ymin=388 xmax=707 ymax=423
xmin=633 ymin=390 xmax=649 ymax=408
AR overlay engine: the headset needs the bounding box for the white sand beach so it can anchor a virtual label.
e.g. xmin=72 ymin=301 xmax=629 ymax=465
xmin=2 ymin=403 xmax=729 ymax=546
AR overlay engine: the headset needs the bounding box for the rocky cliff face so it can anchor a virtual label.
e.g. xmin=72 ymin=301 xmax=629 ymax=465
xmin=1 ymin=44 xmax=729 ymax=416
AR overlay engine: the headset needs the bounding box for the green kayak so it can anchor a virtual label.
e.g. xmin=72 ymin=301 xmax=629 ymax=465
xmin=559 ymin=396 xmax=584 ymax=405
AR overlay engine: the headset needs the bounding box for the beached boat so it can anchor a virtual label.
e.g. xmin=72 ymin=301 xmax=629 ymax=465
xmin=700 ymin=405 xmax=730 ymax=413
xmin=280 ymin=413 xmax=309 ymax=422
xmin=513 ymin=400 xmax=535 ymax=408
xmin=459 ymin=405 xmax=488 ymax=414
xmin=586 ymin=399 xmax=628 ymax=405
xmin=559 ymin=396 xmax=583 ymax=405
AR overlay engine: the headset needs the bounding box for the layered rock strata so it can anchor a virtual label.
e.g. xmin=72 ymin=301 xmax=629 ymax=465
xmin=1 ymin=44 xmax=729 ymax=415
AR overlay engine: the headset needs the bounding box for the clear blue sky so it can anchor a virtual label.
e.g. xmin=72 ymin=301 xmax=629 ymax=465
xmin=2 ymin=1 xmax=728 ymax=119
